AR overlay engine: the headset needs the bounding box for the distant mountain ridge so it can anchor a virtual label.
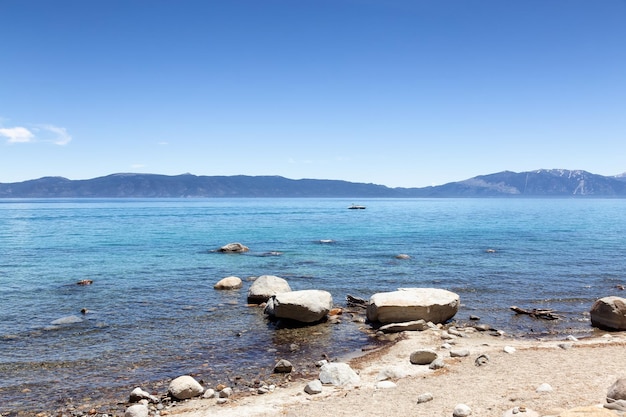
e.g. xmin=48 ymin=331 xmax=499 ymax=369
xmin=1 ymin=169 xmax=626 ymax=198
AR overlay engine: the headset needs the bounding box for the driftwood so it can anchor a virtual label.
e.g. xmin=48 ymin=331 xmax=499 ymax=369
xmin=510 ymin=306 xmax=561 ymax=320
xmin=346 ymin=294 xmax=368 ymax=309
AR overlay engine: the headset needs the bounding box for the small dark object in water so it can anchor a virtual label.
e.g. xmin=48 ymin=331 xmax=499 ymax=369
xmin=77 ymin=279 xmax=93 ymax=286
xmin=510 ymin=305 xmax=561 ymax=320
xmin=346 ymin=294 xmax=368 ymax=308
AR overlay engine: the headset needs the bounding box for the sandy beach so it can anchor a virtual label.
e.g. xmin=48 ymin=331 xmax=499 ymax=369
xmin=160 ymin=326 xmax=626 ymax=417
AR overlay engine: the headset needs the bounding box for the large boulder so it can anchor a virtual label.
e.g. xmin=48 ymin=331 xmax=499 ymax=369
xmin=590 ymin=296 xmax=626 ymax=330
xmin=265 ymin=290 xmax=333 ymax=323
xmin=247 ymin=275 xmax=291 ymax=304
xmin=366 ymin=288 xmax=459 ymax=324
xmin=168 ymin=375 xmax=204 ymax=400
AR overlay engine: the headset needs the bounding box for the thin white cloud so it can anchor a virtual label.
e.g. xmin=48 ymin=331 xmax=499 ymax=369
xmin=0 ymin=127 xmax=35 ymax=143
xmin=1 ymin=124 xmax=72 ymax=146
xmin=39 ymin=125 xmax=72 ymax=146
xmin=131 ymin=164 xmax=146 ymax=169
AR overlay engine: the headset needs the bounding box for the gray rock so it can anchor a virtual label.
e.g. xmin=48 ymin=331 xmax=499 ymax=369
xmin=375 ymin=380 xmax=397 ymax=389
xmin=417 ymin=392 xmax=434 ymax=403
xmin=124 ymin=404 xmax=149 ymax=417
xmin=536 ymin=383 xmax=553 ymax=393
xmin=319 ymin=362 xmax=360 ymax=386
xmin=273 ymin=359 xmax=294 ymax=373
xmin=247 ymin=275 xmax=291 ymax=304
xmin=218 ymin=242 xmax=249 ymax=253
xmin=590 ymin=296 xmax=626 ymax=330
xmin=429 ymin=358 xmax=446 ymax=370
xmin=366 ymin=288 xmax=460 ymax=324
xmin=265 ymin=290 xmax=333 ymax=323
xmin=129 ymin=387 xmax=158 ymax=403
xmin=304 ymin=379 xmax=323 ymax=395
xmin=453 ymin=403 xmax=472 ymax=416
xmin=214 ymin=276 xmax=243 ymax=290
xmin=608 ymin=377 xmax=626 ymax=400
xmin=410 ymin=349 xmax=438 ymax=365
xmin=219 ymin=387 xmax=234 ymax=398
xmin=202 ymin=388 xmax=216 ymax=399
xmin=376 ymin=365 xmax=409 ymax=381
xmin=168 ymin=375 xmax=204 ymax=400
xmin=379 ymin=319 xmax=429 ymax=333
xmin=450 ymin=349 xmax=470 ymax=358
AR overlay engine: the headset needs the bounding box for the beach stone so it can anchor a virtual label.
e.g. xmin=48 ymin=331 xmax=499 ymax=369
xmin=129 ymin=387 xmax=158 ymax=403
xmin=429 ymin=358 xmax=446 ymax=370
xmin=367 ymin=288 xmax=460 ymax=324
xmin=265 ymin=290 xmax=332 ymax=323
xmin=590 ymin=296 xmax=626 ymax=330
xmin=453 ymin=403 xmax=472 ymax=416
xmin=219 ymin=387 xmax=233 ymax=398
xmin=273 ymin=359 xmax=294 ymax=373
xmin=51 ymin=315 xmax=83 ymax=325
xmin=124 ymin=404 xmax=149 ymax=417
xmin=304 ymin=379 xmax=323 ymax=395
xmin=502 ymin=407 xmax=539 ymax=417
xmin=247 ymin=275 xmax=291 ymax=304
xmin=375 ymin=380 xmax=397 ymax=389
xmin=503 ymin=346 xmax=516 ymax=354
xmin=214 ymin=276 xmax=243 ymax=290
xmin=168 ymin=375 xmax=204 ymax=400
xmin=202 ymin=388 xmax=216 ymax=399
xmin=218 ymin=242 xmax=249 ymax=253
xmin=377 ymin=365 xmax=409 ymax=381
xmin=475 ymin=354 xmax=489 ymax=366
xmin=410 ymin=349 xmax=438 ymax=365
xmin=379 ymin=319 xmax=429 ymax=333
xmin=450 ymin=349 xmax=470 ymax=358
xmin=319 ymin=362 xmax=360 ymax=386
xmin=417 ymin=392 xmax=434 ymax=403
xmin=536 ymin=383 xmax=553 ymax=393
xmin=608 ymin=377 xmax=626 ymax=400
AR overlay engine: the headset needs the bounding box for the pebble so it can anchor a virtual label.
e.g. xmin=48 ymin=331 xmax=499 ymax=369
xmin=503 ymin=346 xmax=516 ymax=354
xmin=450 ymin=349 xmax=470 ymax=358
xmin=474 ymin=354 xmax=489 ymax=366
xmin=304 ymin=379 xmax=323 ymax=395
xmin=453 ymin=403 xmax=472 ymax=416
xmin=125 ymin=404 xmax=149 ymax=417
xmin=417 ymin=392 xmax=434 ymax=404
xmin=375 ymin=380 xmax=397 ymax=389
xmin=429 ymin=358 xmax=446 ymax=370
xmin=536 ymin=383 xmax=553 ymax=393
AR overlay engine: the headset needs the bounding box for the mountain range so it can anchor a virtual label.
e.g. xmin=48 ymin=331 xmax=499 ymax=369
xmin=1 ymin=169 xmax=626 ymax=198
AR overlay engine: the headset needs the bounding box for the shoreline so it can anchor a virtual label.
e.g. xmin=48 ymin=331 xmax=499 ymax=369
xmin=152 ymin=326 xmax=626 ymax=417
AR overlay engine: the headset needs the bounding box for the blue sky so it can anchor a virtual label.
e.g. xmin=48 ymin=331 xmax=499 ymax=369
xmin=1 ymin=0 xmax=625 ymax=188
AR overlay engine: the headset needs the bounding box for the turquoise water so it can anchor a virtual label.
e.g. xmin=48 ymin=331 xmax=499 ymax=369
xmin=1 ymin=198 xmax=625 ymax=412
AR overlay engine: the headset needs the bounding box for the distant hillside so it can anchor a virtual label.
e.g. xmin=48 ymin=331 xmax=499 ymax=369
xmin=1 ymin=169 xmax=626 ymax=198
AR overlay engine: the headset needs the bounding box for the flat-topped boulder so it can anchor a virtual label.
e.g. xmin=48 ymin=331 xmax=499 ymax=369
xmin=366 ymin=288 xmax=460 ymax=324
xmin=247 ymin=275 xmax=292 ymax=304
xmin=265 ymin=290 xmax=333 ymax=323
xmin=591 ymin=296 xmax=626 ymax=330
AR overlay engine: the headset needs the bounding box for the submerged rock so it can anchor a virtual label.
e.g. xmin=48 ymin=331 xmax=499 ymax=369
xmin=217 ymin=242 xmax=249 ymax=253
xmin=214 ymin=276 xmax=243 ymax=290
xmin=51 ymin=315 xmax=83 ymax=325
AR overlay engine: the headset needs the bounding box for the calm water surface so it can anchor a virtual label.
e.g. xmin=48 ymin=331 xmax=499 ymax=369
xmin=1 ymin=198 xmax=625 ymax=413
